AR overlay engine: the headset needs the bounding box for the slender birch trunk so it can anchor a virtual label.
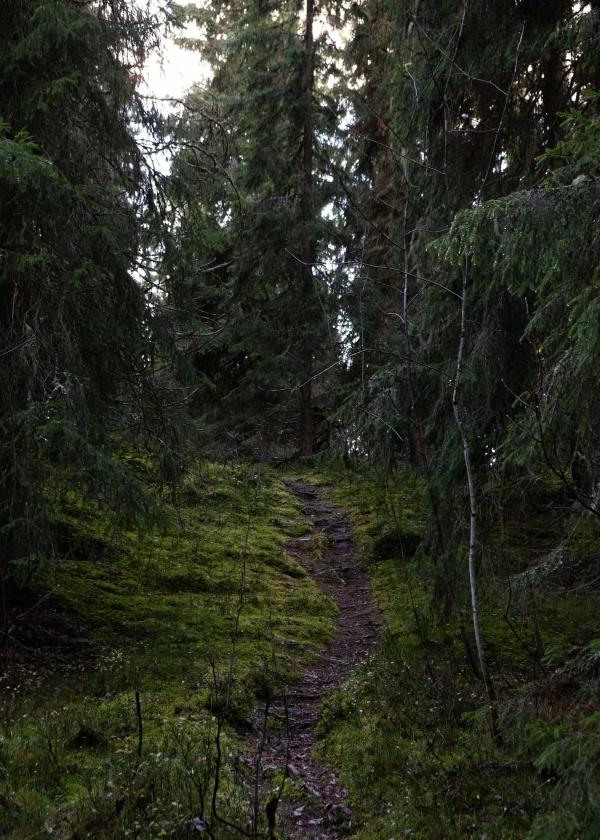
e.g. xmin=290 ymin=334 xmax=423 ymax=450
xmin=451 ymin=260 xmax=495 ymax=705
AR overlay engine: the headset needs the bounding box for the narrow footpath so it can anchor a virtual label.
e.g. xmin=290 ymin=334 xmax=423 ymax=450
xmin=261 ymin=479 xmax=380 ymax=839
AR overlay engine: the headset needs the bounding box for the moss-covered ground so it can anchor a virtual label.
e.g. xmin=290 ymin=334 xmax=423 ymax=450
xmin=3 ymin=459 xmax=599 ymax=839
xmin=298 ymin=461 xmax=600 ymax=839
xmin=0 ymin=463 xmax=336 ymax=838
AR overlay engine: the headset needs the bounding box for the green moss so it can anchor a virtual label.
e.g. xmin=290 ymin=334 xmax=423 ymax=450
xmin=0 ymin=462 xmax=336 ymax=838
xmin=285 ymin=462 xmax=600 ymax=839
xmin=37 ymin=463 xmax=336 ymax=686
xmin=6 ymin=459 xmax=600 ymax=837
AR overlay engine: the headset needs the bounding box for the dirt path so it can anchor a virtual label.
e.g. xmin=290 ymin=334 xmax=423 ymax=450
xmin=261 ymin=479 xmax=380 ymax=839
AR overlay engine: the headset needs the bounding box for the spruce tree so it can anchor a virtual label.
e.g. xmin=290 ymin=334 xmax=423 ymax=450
xmin=0 ymin=0 xmax=171 ymax=632
xmin=167 ymin=0 xmax=344 ymax=457
xmin=338 ymin=0 xmax=598 ymax=575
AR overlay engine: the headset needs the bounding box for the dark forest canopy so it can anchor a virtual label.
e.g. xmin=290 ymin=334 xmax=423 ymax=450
xmin=1 ymin=0 xmax=600 ymax=838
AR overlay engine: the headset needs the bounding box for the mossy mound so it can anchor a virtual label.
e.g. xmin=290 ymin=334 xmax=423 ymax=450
xmin=0 ymin=462 xmax=336 ymax=838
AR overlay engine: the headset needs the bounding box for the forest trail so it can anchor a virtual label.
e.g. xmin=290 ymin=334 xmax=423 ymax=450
xmin=261 ymin=480 xmax=380 ymax=839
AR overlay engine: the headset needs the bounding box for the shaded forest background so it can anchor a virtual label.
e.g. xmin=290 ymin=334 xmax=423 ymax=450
xmin=1 ymin=0 xmax=600 ymax=837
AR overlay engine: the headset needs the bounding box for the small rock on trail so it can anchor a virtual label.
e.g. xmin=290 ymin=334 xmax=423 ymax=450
xmin=257 ymin=479 xmax=381 ymax=840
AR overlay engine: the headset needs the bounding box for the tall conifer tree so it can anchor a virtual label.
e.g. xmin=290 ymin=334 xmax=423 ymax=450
xmin=0 ymin=0 xmax=170 ymax=628
xmin=168 ymin=0 xmax=343 ymax=456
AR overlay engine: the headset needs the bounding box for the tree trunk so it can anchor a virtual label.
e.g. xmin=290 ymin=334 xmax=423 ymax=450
xmin=299 ymin=0 xmax=315 ymax=457
xmin=452 ymin=261 xmax=496 ymax=709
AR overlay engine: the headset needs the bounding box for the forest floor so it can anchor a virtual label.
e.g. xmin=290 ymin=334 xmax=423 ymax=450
xmin=0 ymin=464 xmax=340 ymax=839
xmin=259 ymin=480 xmax=380 ymax=839
xmin=4 ymin=462 xmax=597 ymax=838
